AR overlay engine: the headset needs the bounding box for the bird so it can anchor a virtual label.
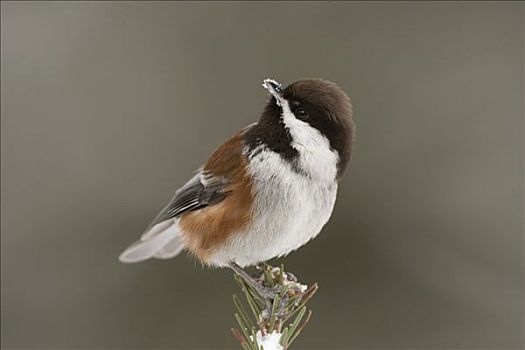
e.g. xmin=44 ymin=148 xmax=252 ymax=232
xmin=119 ymin=78 xmax=355 ymax=296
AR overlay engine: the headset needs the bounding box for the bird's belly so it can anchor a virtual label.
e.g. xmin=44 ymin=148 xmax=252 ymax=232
xmin=246 ymin=179 xmax=337 ymax=265
xmin=208 ymin=151 xmax=338 ymax=267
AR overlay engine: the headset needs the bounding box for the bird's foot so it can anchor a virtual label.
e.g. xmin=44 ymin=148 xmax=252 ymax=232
xmin=229 ymin=262 xmax=289 ymax=318
xmin=257 ymin=285 xmax=290 ymax=321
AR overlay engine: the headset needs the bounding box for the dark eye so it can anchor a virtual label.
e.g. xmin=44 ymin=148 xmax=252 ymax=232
xmin=296 ymin=108 xmax=309 ymax=120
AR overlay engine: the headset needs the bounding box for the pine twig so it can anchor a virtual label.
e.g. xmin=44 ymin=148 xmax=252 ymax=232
xmin=231 ymin=264 xmax=318 ymax=350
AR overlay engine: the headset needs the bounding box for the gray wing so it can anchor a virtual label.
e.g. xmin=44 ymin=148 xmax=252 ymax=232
xmin=150 ymin=171 xmax=226 ymax=227
xmin=120 ymin=170 xmax=228 ymax=263
xmin=143 ymin=171 xmax=227 ymax=235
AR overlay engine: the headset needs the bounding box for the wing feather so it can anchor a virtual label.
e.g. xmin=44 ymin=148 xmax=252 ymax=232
xmin=141 ymin=170 xmax=228 ymax=239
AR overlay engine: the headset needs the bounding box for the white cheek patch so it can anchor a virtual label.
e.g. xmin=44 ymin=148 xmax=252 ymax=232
xmin=280 ymin=100 xmax=339 ymax=182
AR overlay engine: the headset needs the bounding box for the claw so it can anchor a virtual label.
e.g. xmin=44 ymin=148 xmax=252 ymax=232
xmin=286 ymin=272 xmax=298 ymax=283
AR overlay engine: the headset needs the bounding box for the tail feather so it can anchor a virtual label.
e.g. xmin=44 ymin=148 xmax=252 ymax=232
xmin=119 ymin=220 xmax=185 ymax=263
xmin=153 ymin=235 xmax=185 ymax=259
xmin=140 ymin=220 xmax=173 ymax=241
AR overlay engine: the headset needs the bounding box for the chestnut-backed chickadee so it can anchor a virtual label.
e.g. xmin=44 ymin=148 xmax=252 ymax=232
xmin=119 ymin=78 xmax=354 ymax=282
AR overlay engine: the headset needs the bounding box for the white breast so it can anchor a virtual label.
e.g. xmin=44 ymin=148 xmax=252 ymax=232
xmin=209 ymin=105 xmax=340 ymax=267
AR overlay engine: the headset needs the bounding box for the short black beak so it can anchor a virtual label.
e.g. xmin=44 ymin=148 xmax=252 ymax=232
xmin=262 ymin=78 xmax=285 ymax=106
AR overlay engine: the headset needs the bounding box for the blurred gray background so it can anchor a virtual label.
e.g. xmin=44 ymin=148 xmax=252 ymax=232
xmin=1 ymin=1 xmax=523 ymax=349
